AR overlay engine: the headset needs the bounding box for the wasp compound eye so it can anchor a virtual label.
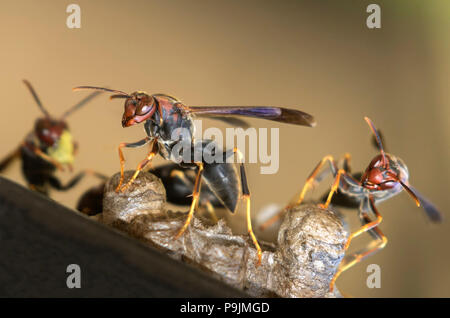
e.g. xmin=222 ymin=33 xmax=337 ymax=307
xmin=379 ymin=180 xmax=397 ymax=190
xmin=135 ymin=104 xmax=153 ymax=116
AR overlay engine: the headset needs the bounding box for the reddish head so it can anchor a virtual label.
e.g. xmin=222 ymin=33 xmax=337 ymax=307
xmin=361 ymin=117 xmax=420 ymax=206
xmin=361 ymin=154 xmax=398 ymax=191
xmin=72 ymin=86 xmax=157 ymax=128
xmin=120 ymin=92 xmax=156 ymax=127
xmin=34 ymin=118 xmax=68 ymax=147
xmin=23 ymin=80 xmax=70 ymax=148
xmin=24 ymin=80 xmax=101 ymax=153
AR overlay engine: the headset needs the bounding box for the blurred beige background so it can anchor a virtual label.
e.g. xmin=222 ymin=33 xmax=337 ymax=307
xmin=0 ymin=0 xmax=449 ymax=297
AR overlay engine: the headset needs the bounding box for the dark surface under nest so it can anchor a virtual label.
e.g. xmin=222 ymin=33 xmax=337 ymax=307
xmin=0 ymin=171 xmax=348 ymax=297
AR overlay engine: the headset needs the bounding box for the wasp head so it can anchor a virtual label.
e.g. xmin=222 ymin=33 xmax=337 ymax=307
xmin=34 ymin=118 xmax=68 ymax=147
xmin=361 ymin=154 xmax=400 ymax=191
xmin=121 ymin=91 xmax=156 ymax=127
xmin=34 ymin=118 xmax=75 ymax=165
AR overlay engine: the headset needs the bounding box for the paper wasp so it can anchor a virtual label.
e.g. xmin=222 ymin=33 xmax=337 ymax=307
xmin=261 ymin=117 xmax=442 ymax=290
xmin=74 ymin=85 xmax=316 ymax=264
xmin=0 ymin=80 xmax=102 ymax=195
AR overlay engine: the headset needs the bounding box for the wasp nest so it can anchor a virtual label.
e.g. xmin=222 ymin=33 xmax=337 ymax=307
xmin=100 ymin=171 xmax=348 ymax=298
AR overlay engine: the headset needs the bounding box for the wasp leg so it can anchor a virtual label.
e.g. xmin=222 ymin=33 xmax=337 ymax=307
xmin=320 ymin=168 xmax=347 ymax=209
xmin=28 ymin=183 xmax=49 ymax=195
xmin=329 ymin=196 xmax=387 ymax=292
xmin=234 ymin=147 xmax=262 ymax=266
xmin=259 ymin=205 xmax=292 ymax=231
xmin=48 ymin=169 xmax=106 ymax=191
xmin=31 ymin=145 xmax=65 ymax=171
xmin=259 ymin=155 xmax=340 ymax=231
xmin=115 ymin=137 xmax=151 ymax=192
xmin=169 ymin=169 xmax=197 ymax=192
xmin=119 ymin=138 xmax=158 ymax=193
xmin=315 ymin=153 xmax=352 ymax=184
xmin=169 ymin=169 xmax=219 ymax=222
xmin=342 ymin=153 xmax=352 ymax=173
xmin=175 ymin=163 xmax=204 ymax=239
xmin=314 ymin=154 xmax=352 ymax=210
xmin=48 ymin=171 xmax=86 ymax=191
xmin=83 ymin=169 xmax=109 ymax=181
xmin=169 ymin=169 xmax=190 ymax=181
xmin=203 ymin=201 xmax=218 ymax=223
xmin=297 ymin=155 xmax=340 ymax=205
xmin=0 ymin=147 xmax=21 ymax=172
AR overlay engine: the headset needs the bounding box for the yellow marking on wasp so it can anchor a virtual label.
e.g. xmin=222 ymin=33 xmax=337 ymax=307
xmin=47 ymin=130 xmax=74 ymax=165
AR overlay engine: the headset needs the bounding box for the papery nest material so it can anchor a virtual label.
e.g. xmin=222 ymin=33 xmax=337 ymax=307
xmin=100 ymin=170 xmax=348 ymax=298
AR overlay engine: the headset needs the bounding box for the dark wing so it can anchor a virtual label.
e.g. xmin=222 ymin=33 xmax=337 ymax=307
xmin=410 ymin=186 xmax=443 ymax=223
xmin=209 ymin=117 xmax=250 ymax=128
xmin=187 ymin=106 xmax=316 ymax=127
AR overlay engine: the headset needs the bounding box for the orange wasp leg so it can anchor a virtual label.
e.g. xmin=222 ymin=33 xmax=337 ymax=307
xmin=169 ymin=169 xmax=219 ymax=223
xmin=234 ymin=147 xmax=262 ymax=266
xmin=115 ymin=137 xmax=151 ymax=192
xmin=320 ymin=168 xmax=347 ymax=209
xmin=329 ymin=196 xmax=387 ymax=292
xmin=118 ymin=138 xmax=158 ymax=193
xmin=175 ymin=162 xmax=204 ymax=239
xmin=259 ymin=155 xmax=340 ymax=231
xmin=32 ymin=147 xmax=65 ymax=171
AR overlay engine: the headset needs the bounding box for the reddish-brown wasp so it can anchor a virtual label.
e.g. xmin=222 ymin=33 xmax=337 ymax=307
xmin=0 ymin=80 xmax=102 ymax=195
xmin=74 ymin=85 xmax=316 ymax=264
xmin=261 ymin=117 xmax=442 ymax=290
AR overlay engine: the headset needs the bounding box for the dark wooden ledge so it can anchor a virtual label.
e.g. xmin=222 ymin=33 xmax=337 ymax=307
xmin=0 ymin=177 xmax=246 ymax=297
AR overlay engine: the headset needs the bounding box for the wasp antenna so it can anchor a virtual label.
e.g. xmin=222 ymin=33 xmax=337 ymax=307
xmin=398 ymin=180 xmax=421 ymax=207
xmin=73 ymin=86 xmax=130 ymax=96
xmin=110 ymin=94 xmax=130 ymax=100
xmin=364 ymin=117 xmax=388 ymax=165
xmin=23 ymin=80 xmax=51 ymax=118
xmin=61 ymin=91 xmax=103 ymax=119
